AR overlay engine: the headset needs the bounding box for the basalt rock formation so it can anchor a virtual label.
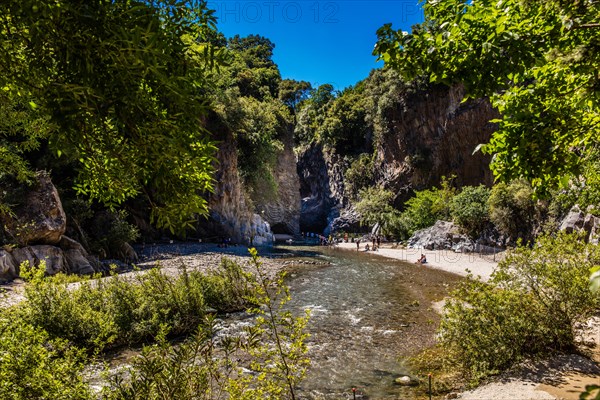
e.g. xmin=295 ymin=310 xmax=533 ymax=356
xmin=1 ymin=171 xmax=66 ymax=246
xmin=0 ymin=174 xmax=105 ymax=281
xmin=375 ymin=84 xmax=497 ymax=207
xmin=258 ymin=125 xmax=301 ymax=236
xmin=297 ymin=83 xmax=498 ymax=234
xmin=560 ymin=205 xmax=600 ymax=245
xmin=297 ymin=142 xmax=349 ymax=234
xmin=198 ymin=114 xmax=274 ymax=246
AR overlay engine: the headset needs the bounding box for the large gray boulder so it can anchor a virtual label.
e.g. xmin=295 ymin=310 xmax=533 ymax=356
xmin=408 ymin=221 xmax=466 ymax=250
xmin=559 ymin=205 xmax=585 ymax=234
xmin=559 ymin=205 xmax=600 ymax=243
xmin=408 ymin=220 xmax=481 ymax=252
xmin=12 ymin=245 xmax=67 ymax=275
xmin=11 ymin=247 xmax=37 ymax=272
xmin=1 ymin=172 xmax=66 ymax=246
xmin=0 ymin=249 xmax=18 ymax=281
xmin=58 ymin=236 xmax=95 ymax=275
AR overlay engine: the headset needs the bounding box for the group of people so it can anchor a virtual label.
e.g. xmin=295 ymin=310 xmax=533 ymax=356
xmin=301 ymin=232 xmax=335 ymax=246
xmin=355 ymin=235 xmax=382 ymax=252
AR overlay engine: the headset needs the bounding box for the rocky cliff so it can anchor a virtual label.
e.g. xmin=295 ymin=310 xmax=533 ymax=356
xmin=258 ymin=125 xmax=301 ymax=236
xmin=197 ymin=114 xmax=274 ymax=246
xmin=375 ymin=83 xmax=497 ymax=206
xmin=297 ymin=83 xmax=498 ymax=234
xmin=297 ymin=142 xmax=349 ymax=234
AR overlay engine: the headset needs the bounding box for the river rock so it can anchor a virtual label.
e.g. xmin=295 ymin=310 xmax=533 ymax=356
xmin=11 ymin=247 xmax=37 ymax=271
xmin=30 ymin=245 xmax=67 ymax=275
xmin=12 ymin=245 xmax=67 ymax=275
xmin=0 ymin=249 xmax=18 ymax=281
xmin=116 ymin=242 xmax=138 ymax=263
xmin=0 ymin=171 xmax=66 ymax=246
xmin=57 ymin=235 xmax=96 ymax=274
xmin=394 ymin=375 xmax=419 ymax=386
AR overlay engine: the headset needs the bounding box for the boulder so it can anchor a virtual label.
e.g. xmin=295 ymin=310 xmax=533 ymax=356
xmin=59 ymin=235 xmax=88 ymax=253
xmin=57 ymin=235 xmax=96 ymax=275
xmin=559 ymin=205 xmax=600 ymax=243
xmin=64 ymin=249 xmax=95 ymax=275
xmin=12 ymin=245 xmax=67 ymax=275
xmin=327 ymin=207 xmax=361 ymax=235
xmin=29 ymin=245 xmax=67 ymax=275
xmin=116 ymin=242 xmax=138 ymax=263
xmin=0 ymin=249 xmax=18 ymax=281
xmin=1 ymin=172 xmax=66 ymax=245
xmin=559 ymin=205 xmax=585 ymax=234
xmin=394 ymin=375 xmax=419 ymax=386
xmin=408 ymin=220 xmax=473 ymax=251
xmin=11 ymin=246 xmax=37 ymax=271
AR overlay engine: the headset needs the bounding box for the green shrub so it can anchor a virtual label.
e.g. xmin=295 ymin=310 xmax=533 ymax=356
xmin=0 ymin=317 xmax=91 ymax=400
xmin=450 ymin=185 xmax=490 ymax=238
xmin=488 ymin=179 xmax=539 ymax=242
xmin=440 ymin=233 xmax=600 ymax=384
xmin=104 ymin=324 xmax=219 ymax=400
xmin=19 ymin=258 xmax=254 ymax=352
xmin=89 ymin=210 xmax=140 ymax=258
xmin=396 ymin=179 xmax=454 ymax=236
xmin=104 ymin=249 xmax=310 ymax=400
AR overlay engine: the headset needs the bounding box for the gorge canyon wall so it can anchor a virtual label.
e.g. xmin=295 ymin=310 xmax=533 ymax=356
xmin=296 ymin=83 xmax=499 ymax=234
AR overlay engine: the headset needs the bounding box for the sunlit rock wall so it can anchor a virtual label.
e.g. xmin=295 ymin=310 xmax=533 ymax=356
xmin=199 ymin=114 xmax=274 ymax=246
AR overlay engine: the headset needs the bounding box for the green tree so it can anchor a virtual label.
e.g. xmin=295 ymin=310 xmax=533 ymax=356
xmin=318 ymin=84 xmax=370 ymax=154
xmin=228 ymin=34 xmax=276 ymax=68
xmin=374 ymin=0 xmax=600 ymax=196
xmin=354 ymin=186 xmax=400 ymax=232
xmin=226 ymin=35 xmax=281 ymax=99
xmin=0 ymin=0 xmax=224 ymax=234
xmin=488 ymin=179 xmax=539 ymax=242
xmin=450 ymin=185 xmax=491 ymax=238
xmin=278 ymin=79 xmax=312 ymax=114
xmin=345 ymin=153 xmax=375 ymax=201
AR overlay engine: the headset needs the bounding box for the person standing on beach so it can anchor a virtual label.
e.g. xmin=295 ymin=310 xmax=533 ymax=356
xmin=356 ymin=239 xmax=360 ymax=251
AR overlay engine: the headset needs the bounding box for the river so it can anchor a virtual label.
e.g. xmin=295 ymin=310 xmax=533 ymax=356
xmin=276 ymin=245 xmax=462 ymax=399
xmin=96 ymin=243 xmax=462 ymax=399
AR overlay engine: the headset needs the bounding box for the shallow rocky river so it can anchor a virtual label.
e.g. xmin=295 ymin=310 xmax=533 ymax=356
xmin=94 ymin=244 xmax=462 ymax=399
xmin=276 ymin=245 xmax=462 ymax=399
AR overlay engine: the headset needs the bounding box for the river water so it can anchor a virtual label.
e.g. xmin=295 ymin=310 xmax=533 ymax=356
xmin=96 ymin=244 xmax=462 ymax=399
xmin=277 ymin=246 xmax=462 ymax=399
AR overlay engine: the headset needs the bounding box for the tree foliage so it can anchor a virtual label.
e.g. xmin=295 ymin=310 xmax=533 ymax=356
xmin=354 ymin=186 xmax=400 ymax=232
xmin=225 ymin=35 xmax=281 ymax=100
xmin=450 ymin=185 xmax=490 ymax=238
xmin=374 ymin=0 xmax=600 ymax=196
xmin=278 ymin=79 xmax=312 ymax=114
xmin=488 ymin=179 xmax=539 ymax=242
xmin=0 ymin=0 xmax=225 ymax=234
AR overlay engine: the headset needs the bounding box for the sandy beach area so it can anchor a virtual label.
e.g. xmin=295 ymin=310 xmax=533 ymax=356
xmin=335 ymin=241 xmax=501 ymax=281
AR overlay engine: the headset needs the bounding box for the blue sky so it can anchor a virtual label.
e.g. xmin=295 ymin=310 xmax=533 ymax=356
xmin=208 ymin=1 xmax=424 ymax=89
